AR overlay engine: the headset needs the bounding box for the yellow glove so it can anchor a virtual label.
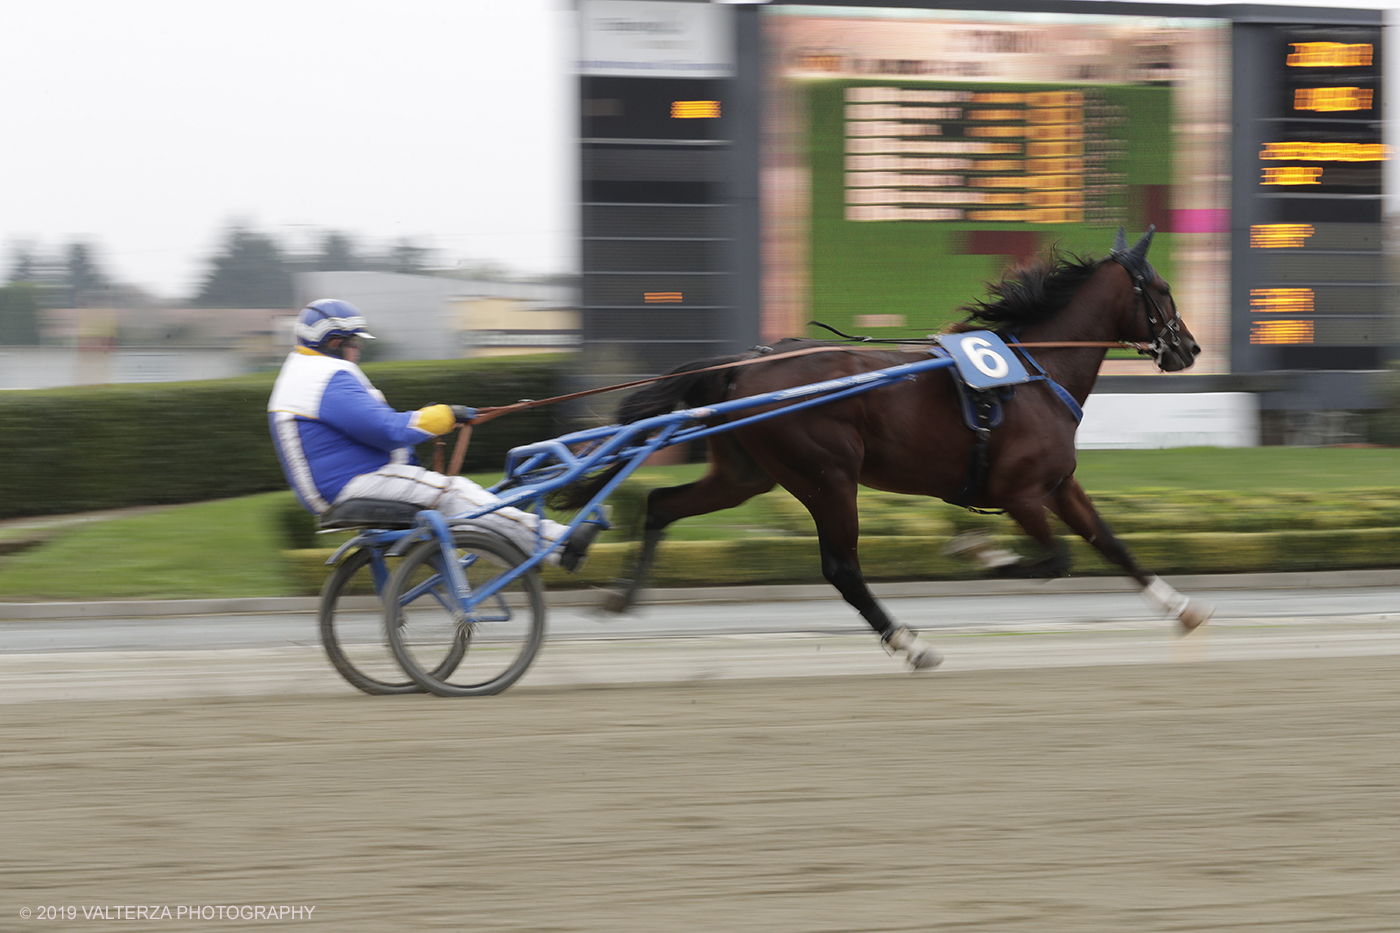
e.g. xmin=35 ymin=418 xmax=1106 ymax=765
xmin=414 ymin=404 xmax=459 ymax=436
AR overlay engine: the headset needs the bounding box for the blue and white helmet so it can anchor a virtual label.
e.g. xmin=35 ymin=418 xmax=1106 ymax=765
xmin=294 ymin=299 xmax=375 ymax=352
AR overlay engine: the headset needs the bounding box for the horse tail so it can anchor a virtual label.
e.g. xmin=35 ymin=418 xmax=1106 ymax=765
xmin=616 ymin=351 xmax=745 ymax=422
xmin=548 ymin=352 xmax=746 ymax=512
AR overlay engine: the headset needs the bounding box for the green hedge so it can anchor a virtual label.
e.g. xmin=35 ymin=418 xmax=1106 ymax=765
xmin=742 ymin=487 xmax=1400 ymax=539
xmin=282 ymin=526 xmax=1400 ymax=595
xmin=280 ymin=481 xmax=1400 ymax=592
xmin=0 ymin=356 xmax=566 ymax=519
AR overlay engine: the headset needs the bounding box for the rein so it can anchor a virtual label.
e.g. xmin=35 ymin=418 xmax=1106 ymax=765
xmin=467 ymin=332 xmax=1149 ymax=428
xmin=810 ymin=321 xmax=1149 ymax=352
xmin=432 ymin=421 xmax=475 ymax=475
xmin=467 ymin=344 xmax=865 ymax=425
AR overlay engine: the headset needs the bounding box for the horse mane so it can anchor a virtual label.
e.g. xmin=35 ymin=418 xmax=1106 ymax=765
xmin=950 ymin=250 xmax=1101 ymax=334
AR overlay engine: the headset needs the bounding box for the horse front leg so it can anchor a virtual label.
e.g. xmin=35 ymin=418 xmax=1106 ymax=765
xmin=1049 ymin=477 xmax=1213 ymax=633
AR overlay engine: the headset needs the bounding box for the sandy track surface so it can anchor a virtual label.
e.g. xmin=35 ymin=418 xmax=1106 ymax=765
xmin=4 ymin=655 xmax=1398 ymax=931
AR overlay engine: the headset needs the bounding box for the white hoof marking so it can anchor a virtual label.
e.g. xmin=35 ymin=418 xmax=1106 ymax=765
xmin=1143 ymin=576 xmax=1213 ymax=635
xmin=944 ymin=531 xmax=1019 ymax=570
xmin=1177 ymin=599 xmax=1214 ymax=634
xmin=886 ymin=627 xmax=944 ymax=672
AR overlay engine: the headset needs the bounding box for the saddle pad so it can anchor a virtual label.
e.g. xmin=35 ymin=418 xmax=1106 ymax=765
xmin=933 ymin=331 xmax=1034 ymax=390
xmin=952 ymin=378 xmax=1008 ymax=432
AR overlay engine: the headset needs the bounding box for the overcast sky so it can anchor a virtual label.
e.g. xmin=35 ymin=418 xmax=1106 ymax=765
xmin=0 ymin=0 xmax=1391 ymax=300
xmin=0 ymin=0 xmax=576 ymax=299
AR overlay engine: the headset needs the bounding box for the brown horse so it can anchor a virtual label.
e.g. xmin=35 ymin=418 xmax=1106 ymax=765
xmin=558 ymin=228 xmax=1212 ymax=669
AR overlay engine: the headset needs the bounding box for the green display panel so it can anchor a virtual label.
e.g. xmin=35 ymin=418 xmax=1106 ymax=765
xmin=806 ymin=79 xmax=1175 ymax=337
xmin=761 ymin=6 xmax=1232 ymax=373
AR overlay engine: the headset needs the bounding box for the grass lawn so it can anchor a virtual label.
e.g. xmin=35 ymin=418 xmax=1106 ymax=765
xmin=0 ymin=493 xmax=296 ymax=600
xmin=1073 ymin=446 xmax=1400 ymax=493
xmin=638 ymin=446 xmax=1400 ymax=540
xmin=0 ymin=447 xmax=1397 ymax=601
xmin=635 ymin=446 xmax=1400 ymax=496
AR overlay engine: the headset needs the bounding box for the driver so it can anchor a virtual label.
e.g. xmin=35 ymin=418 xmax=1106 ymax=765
xmin=267 ymin=299 xmax=598 ymax=570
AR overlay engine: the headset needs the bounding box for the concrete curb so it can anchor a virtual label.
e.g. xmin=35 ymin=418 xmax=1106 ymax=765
xmin=3 ymin=569 xmax=1399 ymax=621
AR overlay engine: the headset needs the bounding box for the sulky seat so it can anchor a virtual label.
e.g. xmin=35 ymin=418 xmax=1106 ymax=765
xmin=318 ymin=498 xmax=423 ymax=531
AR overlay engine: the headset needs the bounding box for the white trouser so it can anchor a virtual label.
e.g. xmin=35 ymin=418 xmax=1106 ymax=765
xmin=335 ymin=463 xmax=568 ymax=563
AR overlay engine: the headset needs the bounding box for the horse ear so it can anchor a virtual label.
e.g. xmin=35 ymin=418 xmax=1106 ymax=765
xmin=1127 ymin=225 xmax=1155 ymax=261
xmin=1113 ymin=227 xmax=1127 ymax=252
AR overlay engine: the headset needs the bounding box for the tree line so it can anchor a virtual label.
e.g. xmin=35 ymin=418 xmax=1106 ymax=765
xmin=1 ymin=224 xmax=551 ymax=344
xmin=4 ymin=227 xmax=440 ymax=307
xmin=0 ymin=226 xmax=449 ymax=345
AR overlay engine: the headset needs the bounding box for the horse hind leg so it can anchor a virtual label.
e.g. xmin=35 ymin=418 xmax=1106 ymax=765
xmin=967 ymin=501 xmax=1071 ymax=580
xmin=599 ymin=520 xmax=662 ymax=614
xmin=812 ymin=531 xmax=941 ymax=671
xmin=775 ymin=475 xmax=941 ymax=673
xmin=1049 ymin=478 xmax=1213 ymax=634
xmin=599 ymin=482 xmax=717 ymax=614
xmin=601 ymin=452 xmax=776 ymax=614
xmin=884 ymin=624 xmax=943 ymax=671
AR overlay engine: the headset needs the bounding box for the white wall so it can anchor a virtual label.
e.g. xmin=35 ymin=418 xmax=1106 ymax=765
xmin=0 ymin=348 xmax=246 ymax=390
xmin=1077 ymin=392 xmax=1260 ymax=449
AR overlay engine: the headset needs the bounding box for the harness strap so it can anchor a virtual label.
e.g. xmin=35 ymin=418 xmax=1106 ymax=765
xmin=952 ymin=390 xmax=997 ymax=507
xmin=1004 ymin=336 xmax=1083 ymax=424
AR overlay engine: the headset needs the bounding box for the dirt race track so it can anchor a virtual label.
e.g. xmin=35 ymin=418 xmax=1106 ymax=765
xmin=3 ymin=655 xmax=1399 ymax=932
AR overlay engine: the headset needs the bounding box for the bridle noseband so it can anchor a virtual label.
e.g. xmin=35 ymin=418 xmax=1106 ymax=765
xmin=1109 ymin=251 xmax=1185 ymax=367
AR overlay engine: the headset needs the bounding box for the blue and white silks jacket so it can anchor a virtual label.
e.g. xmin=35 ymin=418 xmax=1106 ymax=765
xmin=267 ymin=348 xmax=454 ymax=514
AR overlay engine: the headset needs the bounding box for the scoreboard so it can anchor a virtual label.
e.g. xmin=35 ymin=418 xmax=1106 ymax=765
xmin=577 ymin=1 xmax=1388 ymax=386
xmin=577 ymin=0 xmax=753 ymax=381
xmin=842 ymin=86 xmax=1136 ymax=227
xmin=1233 ymin=15 xmax=1388 ymax=372
xmin=763 ymin=5 xmax=1224 ymax=371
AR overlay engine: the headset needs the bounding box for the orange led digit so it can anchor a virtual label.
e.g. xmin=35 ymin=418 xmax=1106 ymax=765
xmin=671 ymin=101 xmax=721 ymax=119
xmin=1286 ymin=42 xmax=1372 ymax=68
xmin=1293 ymin=87 xmax=1373 ymax=111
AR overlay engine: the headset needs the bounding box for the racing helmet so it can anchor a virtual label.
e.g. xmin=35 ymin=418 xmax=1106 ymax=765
xmin=294 ymin=299 xmax=375 ymax=355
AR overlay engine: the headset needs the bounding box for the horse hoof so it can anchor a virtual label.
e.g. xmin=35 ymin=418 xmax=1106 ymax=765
xmin=908 ymin=646 xmax=944 ymax=671
xmin=886 ymin=627 xmax=943 ymax=671
xmin=943 ymin=531 xmax=991 ymax=557
xmin=1177 ymin=599 xmax=1214 ymax=634
xmin=598 ymin=589 xmax=633 ymax=615
xmin=945 ymin=531 xmax=1021 ymax=572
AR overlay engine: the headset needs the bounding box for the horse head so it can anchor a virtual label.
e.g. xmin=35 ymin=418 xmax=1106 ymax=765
xmin=1109 ymin=226 xmax=1201 ymax=372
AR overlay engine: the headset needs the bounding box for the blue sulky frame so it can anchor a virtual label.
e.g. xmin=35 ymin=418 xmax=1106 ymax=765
xmin=478 ymin=353 xmax=958 ymax=599
xmin=331 ymin=353 xmax=958 ymax=621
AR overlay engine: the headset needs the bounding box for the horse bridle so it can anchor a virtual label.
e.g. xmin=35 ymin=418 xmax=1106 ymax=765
xmin=1109 ymin=251 xmax=1184 ymax=367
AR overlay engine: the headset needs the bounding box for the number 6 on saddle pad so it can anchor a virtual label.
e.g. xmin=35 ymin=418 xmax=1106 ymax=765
xmin=934 ymin=331 xmax=1033 ymax=390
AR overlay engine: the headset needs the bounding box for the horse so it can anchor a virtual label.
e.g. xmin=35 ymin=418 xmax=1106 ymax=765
xmin=556 ymin=227 xmax=1213 ymax=670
